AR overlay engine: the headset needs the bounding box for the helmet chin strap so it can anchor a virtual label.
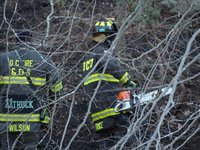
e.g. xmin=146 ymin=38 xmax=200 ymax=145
xmin=105 ymin=39 xmax=112 ymax=46
xmin=104 ymin=35 xmax=115 ymax=46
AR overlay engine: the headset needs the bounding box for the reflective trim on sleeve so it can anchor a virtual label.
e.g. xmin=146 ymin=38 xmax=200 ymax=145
xmin=0 ymin=76 xmax=46 ymax=85
xmin=0 ymin=114 xmax=49 ymax=124
xmin=84 ymin=73 xmax=119 ymax=86
xmin=91 ymin=108 xmax=120 ymax=122
xmin=119 ymin=72 xmax=130 ymax=84
xmin=50 ymin=81 xmax=63 ymax=92
xmin=41 ymin=116 xmax=50 ymax=124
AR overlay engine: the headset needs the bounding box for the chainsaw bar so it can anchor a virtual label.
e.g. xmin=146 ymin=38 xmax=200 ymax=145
xmin=114 ymin=87 xmax=172 ymax=112
xmin=139 ymin=87 xmax=172 ymax=105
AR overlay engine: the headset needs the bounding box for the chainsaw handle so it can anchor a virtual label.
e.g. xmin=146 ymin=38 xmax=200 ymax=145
xmin=114 ymin=102 xmax=122 ymax=112
xmin=135 ymin=81 xmax=142 ymax=93
xmin=138 ymin=81 xmax=142 ymax=89
xmin=130 ymin=81 xmax=142 ymax=93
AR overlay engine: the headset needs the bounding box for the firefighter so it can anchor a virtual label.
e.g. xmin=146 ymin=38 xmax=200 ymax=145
xmin=82 ymin=18 xmax=136 ymax=150
xmin=0 ymin=29 xmax=63 ymax=150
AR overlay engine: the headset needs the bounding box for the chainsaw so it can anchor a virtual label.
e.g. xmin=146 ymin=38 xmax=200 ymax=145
xmin=114 ymin=87 xmax=172 ymax=112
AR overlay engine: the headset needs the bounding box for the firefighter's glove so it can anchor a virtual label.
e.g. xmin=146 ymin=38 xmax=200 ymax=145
xmin=128 ymin=81 xmax=139 ymax=95
xmin=40 ymin=108 xmax=47 ymax=121
xmin=128 ymin=81 xmax=137 ymax=90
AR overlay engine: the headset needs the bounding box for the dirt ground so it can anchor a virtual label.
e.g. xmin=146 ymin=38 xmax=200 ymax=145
xmin=1 ymin=0 xmax=200 ymax=149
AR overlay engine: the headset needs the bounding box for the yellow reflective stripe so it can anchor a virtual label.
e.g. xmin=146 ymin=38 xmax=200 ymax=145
xmin=32 ymin=77 xmax=46 ymax=85
xmin=0 ymin=114 xmax=40 ymax=122
xmin=0 ymin=114 xmax=50 ymax=123
xmin=119 ymin=72 xmax=130 ymax=84
xmin=100 ymin=22 xmax=105 ymax=26
xmin=91 ymin=108 xmax=120 ymax=122
xmin=0 ymin=76 xmax=46 ymax=85
xmin=108 ymin=20 xmax=113 ymax=24
xmin=95 ymin=22 xmax=100 ymax=26
xmin=50 ymin=81 xmax=63 ymax=92
xmin=84 ymin=73 xmax=119 ymax=85
xmin=107 ymin=22 xmax=112 ymax=26
xmin=41 ymin=116 xmax=50 ymax=124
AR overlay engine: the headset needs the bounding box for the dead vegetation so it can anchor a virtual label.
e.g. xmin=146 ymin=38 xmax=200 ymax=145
xmin=1 ymin=0 xmax=200 ymax=149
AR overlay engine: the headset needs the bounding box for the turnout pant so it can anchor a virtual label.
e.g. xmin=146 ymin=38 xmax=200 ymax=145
xmin=96 ymin=115 xmax=130 ymax=150
xmin=1 ymin=132 xmax=39 ymax=150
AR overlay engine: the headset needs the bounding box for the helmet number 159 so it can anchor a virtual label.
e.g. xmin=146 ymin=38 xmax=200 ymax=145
xmin=83 ymin=58 xmax=94 ymax=72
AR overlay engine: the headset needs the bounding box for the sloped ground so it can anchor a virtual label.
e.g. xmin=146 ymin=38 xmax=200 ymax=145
xmin=1 ymin=0 xmax=200 ymax=149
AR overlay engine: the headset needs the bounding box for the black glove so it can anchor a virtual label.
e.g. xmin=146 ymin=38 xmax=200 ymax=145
xmin=128 ymin=81 xmax=136 ymax=90
xmin=128 ymin=81 xmax=142 ymax=94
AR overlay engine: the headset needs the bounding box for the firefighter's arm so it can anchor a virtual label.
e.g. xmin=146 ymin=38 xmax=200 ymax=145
xmin=46 ymin=59 xmax=64 ymax=100
xmin=46 ymin=59 xmax=64 ymax=115
xmin=99 ymin=57 xmax=136 ymax=86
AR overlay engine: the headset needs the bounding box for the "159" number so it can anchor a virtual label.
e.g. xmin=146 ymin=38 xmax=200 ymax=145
xmin=83 ymin=58 xmax=94 ymax=71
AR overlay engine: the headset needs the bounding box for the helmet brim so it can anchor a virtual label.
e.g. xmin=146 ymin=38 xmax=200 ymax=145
xmin=87 ymin=31 xmax=117 ymax=36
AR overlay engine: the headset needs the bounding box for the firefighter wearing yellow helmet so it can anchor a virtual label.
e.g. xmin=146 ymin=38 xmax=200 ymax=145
xmin=83 ymin=18 xmax=136 ymax=149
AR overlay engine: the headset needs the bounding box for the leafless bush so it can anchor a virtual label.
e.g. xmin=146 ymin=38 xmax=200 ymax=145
xmin=1 ymin=0 xmax=200 ymax=149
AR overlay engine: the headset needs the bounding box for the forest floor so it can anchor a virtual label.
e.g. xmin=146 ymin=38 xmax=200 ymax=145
xmin=1 ymin=0 xmax=200 ymax=150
